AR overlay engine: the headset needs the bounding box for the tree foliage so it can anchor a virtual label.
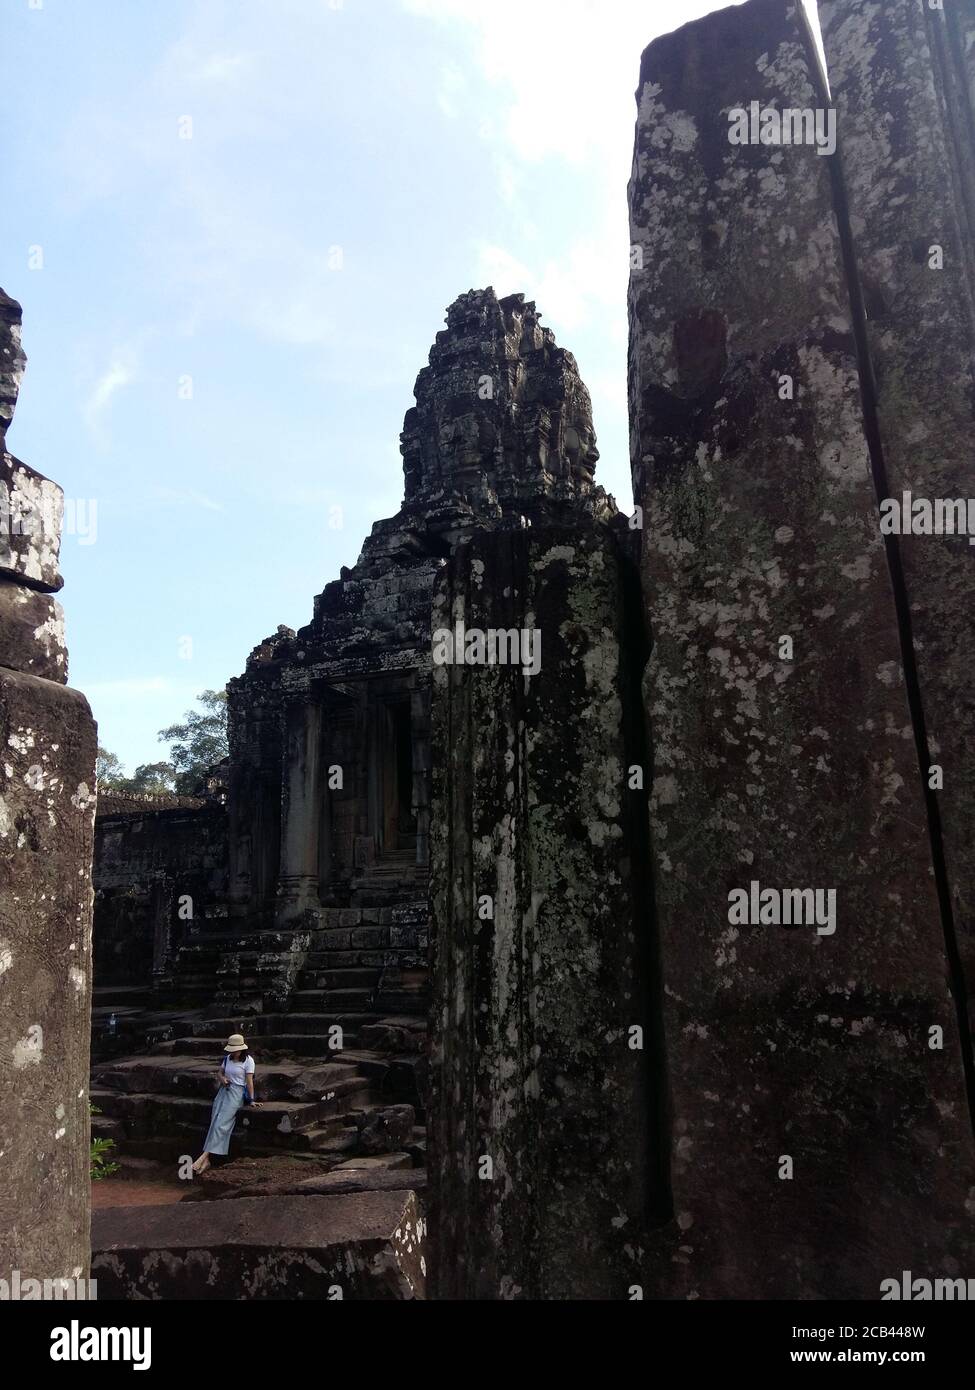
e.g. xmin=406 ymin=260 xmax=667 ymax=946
xmin=95 ymin=747 xmax=126 ymax=786
xmin=157 ymin=688 xmax=229 ymax=794
xmin=96 ymin=689 xmax=229 ymax=798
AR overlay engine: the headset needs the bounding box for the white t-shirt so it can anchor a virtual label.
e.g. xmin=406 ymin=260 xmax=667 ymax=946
xmin=223 ymin=1055 xmax=255 ymax=1087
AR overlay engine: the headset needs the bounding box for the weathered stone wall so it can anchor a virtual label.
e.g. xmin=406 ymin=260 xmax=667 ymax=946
xmin=429 ymin=525 xmax=658 ymax=1300
xmin=627 ymin=0 xmax=975 ymax=1298
xmin=94 ymin=805 xmax=228 ymax=988
xmin=0 ymin=289 xmax=98 ymax=1286
xmin=817 ymin=0 xmax=975 ymax=1047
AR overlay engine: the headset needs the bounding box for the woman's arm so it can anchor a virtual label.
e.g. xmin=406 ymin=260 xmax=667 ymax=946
xmin=246 ymin=1072 xmax=260 ymax=1107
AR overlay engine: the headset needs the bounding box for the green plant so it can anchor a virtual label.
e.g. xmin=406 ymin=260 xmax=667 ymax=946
xmin=89 ymin=1104 xmax=119 ymax=1181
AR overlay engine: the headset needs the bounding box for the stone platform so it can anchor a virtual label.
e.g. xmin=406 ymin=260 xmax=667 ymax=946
xmin=92 ymin=1191 xmax=425 ymax=1299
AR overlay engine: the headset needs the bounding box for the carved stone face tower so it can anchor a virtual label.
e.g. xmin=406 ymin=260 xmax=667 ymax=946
xmin=397 ymin=288 xmax=609 ymax=538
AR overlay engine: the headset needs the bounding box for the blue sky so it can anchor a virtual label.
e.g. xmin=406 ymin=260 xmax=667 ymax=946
xmin=4 ymin=0 xmax=818 ymax=770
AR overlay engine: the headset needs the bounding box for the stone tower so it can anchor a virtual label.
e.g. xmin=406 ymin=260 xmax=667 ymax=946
xmin=0 ymin=289 xmax=98 ymax=1288
xmin=225 ymin=287 xmax=616 ymax=943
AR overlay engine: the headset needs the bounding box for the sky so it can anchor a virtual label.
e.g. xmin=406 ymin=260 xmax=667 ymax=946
xmin=3 ymin=0 xmax=822 ymax=771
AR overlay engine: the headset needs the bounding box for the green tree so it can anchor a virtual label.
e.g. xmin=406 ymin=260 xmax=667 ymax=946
xmin=96 ymin=748 xmax=176 ymax=795
xmin=127 ymin=761 xmax=177 ymax=794
xmin=158 ymin=688 xmax=229 ymax=794
xmin=95 ymin=746 xmax=127 ymax=788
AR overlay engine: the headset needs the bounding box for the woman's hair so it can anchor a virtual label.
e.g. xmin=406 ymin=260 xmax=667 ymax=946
xmin=227 ymin=1049 xmax=250 ymax=1062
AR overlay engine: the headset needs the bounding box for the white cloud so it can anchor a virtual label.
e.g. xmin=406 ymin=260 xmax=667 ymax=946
xmin=436 ymin=60 xmax=467 ymax=119
xmin=192 ymin=52 xmax=255 ymax=84
xmin=150 ymin=487 xmax=224 ymax=513
xmin=402 ymin=0 xmax=682 ymax=171
xmin=86 ymin=362 xmax=134 ymax=420
xmin=475 ymin=243 xmax=533 ymax=298
xmin=403 ymin=1 xmax=825 ymax=183
xmin=475 ymin=225 xmax=626 ymax=337
xmin=83 ymin=349 xmax=140 ymax=444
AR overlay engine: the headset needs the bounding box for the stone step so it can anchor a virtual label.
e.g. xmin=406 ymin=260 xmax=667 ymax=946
xmin=300 ymin=947 xmax=392 ymax=967
xmin=173 ymin=929 xmax=308 ymax=949
xmin=92 ymin=1055 xmax=369 ymax=1105
xmin=332 ymin=1153 xmax=414 ymax=1172
xmin=226 ymin=1031 xmax=369 ymax=1056
xmin=151 ymin=1033 xmax=365 ymax=1059
xmin=359 ymin=1016 xmax=427 ymax=1051
xmin=303 ymin=967 xmax=379 ymax=989
xmin=290 ymin=988 xmax=374 ymax=1010
xmin=191 ymin=1012 xmax=383 ymax=1038
xmin=375 ymin=990 xmax=428 ymax=1016
xmin=289 ymin=1125 xmax=361 ymax=1155
xmin=91 ymin=1115 xmax=125 ymax=1143
xmin=111 ymin=1116 xmax=354 ymax=1160
xmin=89 ymin=1088 xmax=350 ymax=1138
xmin=330 ymin=1050 xmax=392 ymax=1083
xmin=143 ymin=1040 xmax=414 ymax=1099
xmin=92 ymin=1089 xmax=410 ymax=1160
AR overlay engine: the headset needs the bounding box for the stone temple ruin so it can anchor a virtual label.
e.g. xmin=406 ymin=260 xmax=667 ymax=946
xmin=87 ymin=286 xmax=626 ymax=1297
xmin=3 ymin=0 xmax=975 ymax=1301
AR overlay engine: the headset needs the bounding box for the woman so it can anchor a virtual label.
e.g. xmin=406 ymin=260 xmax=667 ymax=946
xmin=192 ymin=1032 xmax=260 ymax=1174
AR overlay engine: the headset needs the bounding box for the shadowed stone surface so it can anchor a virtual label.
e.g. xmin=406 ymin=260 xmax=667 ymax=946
xmin=627 ymin=0 xmax=975 ymax=1299
xmin=91 ymin=1191 xmax=425 ymax=1299
xmin=818 ymin=0 xmax=975 ymax=1040
xmin=218 ymin=1166 xmax=428 ymax=1199
xmin=0 ymin=583 xmax=66 ymax=682
xmin=429 ymin=526 xmax=654 ymax=1300
xmin=0 ymin=289 xmax=97 ymax=1287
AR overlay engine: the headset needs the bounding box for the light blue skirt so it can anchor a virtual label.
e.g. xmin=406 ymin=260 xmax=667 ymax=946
xmin=203 ymin=1083 xmax=244 ymax=1155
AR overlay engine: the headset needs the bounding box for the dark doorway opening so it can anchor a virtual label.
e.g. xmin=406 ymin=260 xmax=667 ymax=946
xmin=392 ymin=700 xmax=416 ymax=852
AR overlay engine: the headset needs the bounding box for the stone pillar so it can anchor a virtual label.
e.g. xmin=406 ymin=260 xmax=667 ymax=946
xmin=410 ymin=683 xmax=430 ymax=867
xmin=0 ymin=289 xmax=98 ymax=1287
xmin=150 ymin=877 xmax=173 ymax=984
xmin=429 ymin=527 xmax=656 ymax=1300
xmin=627 ymin=0 xmax=974 ymax=1298
xmin=227 ymin=690 xmax=283 ymax=927
xmin=818 ymin=0 xmax=975 ymax=1047
xmin=276 ymin=699 xmax=322 ymax=922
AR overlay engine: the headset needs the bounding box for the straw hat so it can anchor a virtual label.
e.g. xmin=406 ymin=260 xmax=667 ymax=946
xmin=224 ymin=1033 xmax=248 ymax=1053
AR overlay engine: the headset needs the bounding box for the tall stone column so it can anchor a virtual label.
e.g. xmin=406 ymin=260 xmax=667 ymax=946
xmin=0 ymin=289 xmax=98 ymax=1287
xmin=276 ymin=699 xmax=322 ymax=923
xmin=429 ymin=527 xmax=657 ymax=1300
xmin=817 ymin=0 xmax=975 ymax=1052
xmin=227 ymin=660 xmax=285 ymax=927
xmin=627 ymin=0 xmax=974 ymax=1298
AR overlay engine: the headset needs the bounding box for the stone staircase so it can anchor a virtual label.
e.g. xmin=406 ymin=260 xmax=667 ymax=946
xmin=352 ymin=849 xmax=429 ymax=907
xmin=90 ymin=899 xmax=430 ymax=1182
